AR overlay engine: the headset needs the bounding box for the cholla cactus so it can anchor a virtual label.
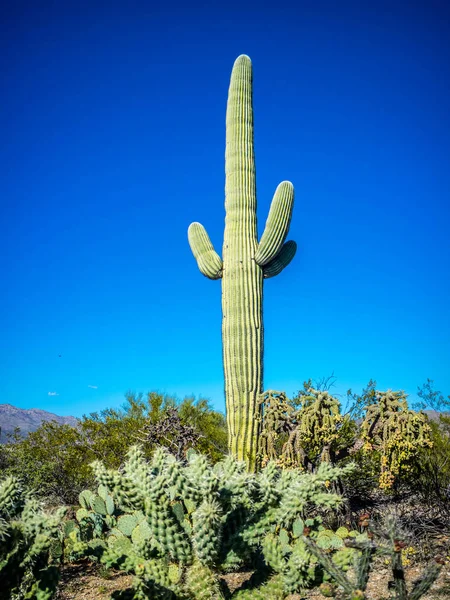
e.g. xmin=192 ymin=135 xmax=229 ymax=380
xmin=188 ymin=55 xmax=296 ymax=469
xmin=0 ymin=476 xmax=65 ymax=600
xmin=256 ymin=391 xmax=295 ymax=467
xmin=257 ymin=387 xmax=349 ymax=471
xmin=283 ymin=387 xmax=345 ymax=467
xmin=361 ymin=390 xmax=433 ymax=489
xmin=85 ymin=446 xmax=359 ymax=598
xmin=305 ymin=515 xmax=442 ymax=600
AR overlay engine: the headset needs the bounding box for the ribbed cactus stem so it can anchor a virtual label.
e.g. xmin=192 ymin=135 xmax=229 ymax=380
xmin=188 ymin=55 xmax=296 ymax=469
xmin=223 ymin=55 xmax=262 ymax=468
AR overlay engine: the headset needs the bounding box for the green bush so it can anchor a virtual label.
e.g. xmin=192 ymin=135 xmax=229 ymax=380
xmin=1 ymin=392 xmax=227 ymax=504
xmin=1 ymin=423 xmax=95 ymax=505
xmin=407 ymin=414 xmax=450 ymax=509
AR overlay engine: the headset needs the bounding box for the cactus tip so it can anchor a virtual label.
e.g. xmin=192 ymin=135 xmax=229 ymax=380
xmin=234 ymin=54 xmax=252 ymax=65
xmin=279 ymin=180 xmax=294 ymax=191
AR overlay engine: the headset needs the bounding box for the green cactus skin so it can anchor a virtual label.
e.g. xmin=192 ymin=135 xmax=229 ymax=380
xmin=192 ymin=500 xmax=222 ymax=565
xmin=76 ymin=507 xmax=90 ymax=522
xmin=262 ymin=533 xmax=285 ymax=572
xmin=185 ymin=561 xmax=226 ymax=600
xmin=117 ymin=513 xmax=139 ymax=536
xmin=188 ymin=55 xmax=296 ymax=468
xmin=78 ymin=489 xmax=95 ymax=510
xmin=233 ymin=574 xmax=285 ymax=600
xmin=0 ymin=476 xmax=66 ymax=600
xmin=131 ymin=520 xmax=152 ymax=544
xmin=91 ymin=495 xmax=107 ymax=515
xmin=85 ymin=447 xmax=359 ymax=598
xmin=108 ymin=535 xmax=132 ymax=554
xmin=316 ymin=530 xmax=345 ymax=550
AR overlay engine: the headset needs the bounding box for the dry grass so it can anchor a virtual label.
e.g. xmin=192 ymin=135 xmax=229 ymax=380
xmin=55 ymin=561 xmax=132 ymax=600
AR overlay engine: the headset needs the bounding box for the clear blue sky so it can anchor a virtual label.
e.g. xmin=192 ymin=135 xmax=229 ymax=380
xmin=1 ymin=1 xmax=449 ymax=417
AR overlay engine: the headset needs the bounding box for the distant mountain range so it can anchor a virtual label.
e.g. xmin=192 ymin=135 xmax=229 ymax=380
xmin=0 ymin=404 xmax=79 ymax=442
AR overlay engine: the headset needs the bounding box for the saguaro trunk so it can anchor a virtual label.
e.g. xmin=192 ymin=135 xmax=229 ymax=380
xmin=222 ymin=56 xmax=263 ymax=467
xmin=188 ymin=56 xmax=296 ymax=469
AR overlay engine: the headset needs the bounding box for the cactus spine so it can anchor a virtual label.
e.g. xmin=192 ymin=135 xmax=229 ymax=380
xmin=188 ymin=55 xmax=296 ymax=468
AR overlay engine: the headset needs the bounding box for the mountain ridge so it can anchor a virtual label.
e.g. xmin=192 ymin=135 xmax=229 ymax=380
xmin=0 ymin=403 xmax=79 ymax=442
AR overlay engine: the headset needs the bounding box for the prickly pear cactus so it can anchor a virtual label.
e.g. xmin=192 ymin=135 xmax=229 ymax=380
xmin=188 ymin=55 xmax=296 ymax=469
xmin=0 ymin=476 xmax=66 ymax=600
xmin=84 ymin=446 xmax=359 ymax=598
xmin=64 ymin=483 xmax=150 ymax=562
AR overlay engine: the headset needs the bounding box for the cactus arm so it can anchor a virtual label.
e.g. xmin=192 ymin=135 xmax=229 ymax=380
xmin=188 ymin=222 xmax=223 ymax=280
xmin=255 ymin=181 xmax=294 ymax=266
xmin=263 ymin=241 xmax=297 ymax=279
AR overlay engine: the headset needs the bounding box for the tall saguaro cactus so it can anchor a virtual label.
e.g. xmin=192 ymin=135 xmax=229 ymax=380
xmin=188 ymin=55 xmax=296 ymax=469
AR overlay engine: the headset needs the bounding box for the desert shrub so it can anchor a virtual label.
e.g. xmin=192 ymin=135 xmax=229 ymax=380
xmin=2 ymin=392 xmax=227 ymax=504
xmin=136 ymin=396 xmax=227 ymax=463
xmin=1 ymin=422 xmax=94 ymax=505
xmin=402 ymin=380 xmax=450 ymax=509
xmin=406 ymin=414 xmax=450 ymax=510
xmin=178 ymin=397 xmax=228 ymax=462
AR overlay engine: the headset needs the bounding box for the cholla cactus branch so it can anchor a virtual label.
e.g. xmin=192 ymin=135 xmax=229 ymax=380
xmin=409 ymin=564 xmax=441 ymax=600
xmin=83 ymin=448 xmax=360 ymax=598
xmin=0 ymin=476 xmax=65 ymax=600
xmin=303 ymin=535 xmax=356 ymax=595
